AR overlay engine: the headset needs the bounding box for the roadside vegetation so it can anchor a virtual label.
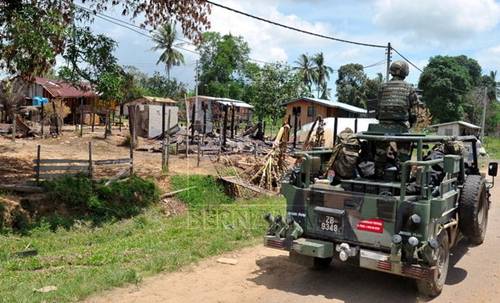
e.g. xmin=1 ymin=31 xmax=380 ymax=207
xmin=484 ymin=136 xmax=500 ymax=160
xmin=0 ymin=174 xmax=284 ymax=303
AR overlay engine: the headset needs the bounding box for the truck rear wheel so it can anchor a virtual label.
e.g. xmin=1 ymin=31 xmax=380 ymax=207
xmin=459 ymin=175 xmax=489 ymax=245
xmin=416 ymin=232 xmax=449 ymax=297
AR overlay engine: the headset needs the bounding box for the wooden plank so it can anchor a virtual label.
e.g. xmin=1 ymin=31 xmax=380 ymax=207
xmin=93 ymin=158 xmax=132 ymax=165
xmin=219 ymin=176 xmax=275 ymax=196
xmin=104 ymin=168 xmax=130 ymax=186
xmin=33 ymin=159 xmax=89 ymax=164
xmin=0 ymin=184 xmax=44 ymax=193
xmin=36 ymin=172 xmax=85 ymax=179
xmin=160 ymin=186 xmax=196 ymax=199
xmin=34 ymin=165 xmax=89 ymax=171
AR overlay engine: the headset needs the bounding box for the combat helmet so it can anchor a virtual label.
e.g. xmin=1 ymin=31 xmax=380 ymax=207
xmin=389 ymin=60 xmax=409 ymax=79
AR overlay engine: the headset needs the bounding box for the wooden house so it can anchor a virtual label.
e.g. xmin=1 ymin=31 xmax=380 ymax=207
xmin=282 ymin=97 xmax=367 ymax=129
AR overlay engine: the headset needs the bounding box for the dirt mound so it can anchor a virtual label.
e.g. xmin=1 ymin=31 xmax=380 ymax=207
xmin=0 ymin=156 xmax=33 ymax=184
xmin=0 ymin=195 xmax=29 ymax=230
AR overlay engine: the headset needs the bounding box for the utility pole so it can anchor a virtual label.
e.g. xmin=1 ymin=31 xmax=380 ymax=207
xmin=386 ymin=42 xmax=392 ymax=83
xmin=480 ymin=86 xmax=488 ymax=141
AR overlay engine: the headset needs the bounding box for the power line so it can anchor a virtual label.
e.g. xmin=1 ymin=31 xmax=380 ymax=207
xmin=73 ymin=3 xmax=389 ymax=74
xmin=391 ymin=47 xmax=423 ymax=73
xmin=206 ymin=1 xmax=387 ymax=49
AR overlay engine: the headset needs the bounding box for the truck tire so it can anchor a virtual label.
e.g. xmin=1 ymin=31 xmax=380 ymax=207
xmin=416 ymin=232 xmax=449 ymax=297
xmin=312 ymin=257 xmax=332 ymax=270
xmin=458 ymin=175 xmax=489 ymax=245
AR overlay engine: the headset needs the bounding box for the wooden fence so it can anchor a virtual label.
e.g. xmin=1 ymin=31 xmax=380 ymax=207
xmin=33 ymin=142 xmax=133 ymax=183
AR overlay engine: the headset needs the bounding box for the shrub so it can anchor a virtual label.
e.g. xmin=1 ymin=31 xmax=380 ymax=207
xmin=43 ymin=174 xmax=95 ymax=209
xmin=43 ymin=175 xmax=159 ymax=219
xmin=170 ymin=175 xmax=232 ymax=209
xmin=94 ymin=176 xmax=159 ymax=217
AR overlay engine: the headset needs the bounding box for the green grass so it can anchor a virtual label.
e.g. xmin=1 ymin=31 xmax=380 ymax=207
xmin=484 ymin=136 xmax=500 ymax=159
xmin=0 ymin=175 xmax=284 ymax=303
xmin=170 ymin=174 xmax=232 ymax=208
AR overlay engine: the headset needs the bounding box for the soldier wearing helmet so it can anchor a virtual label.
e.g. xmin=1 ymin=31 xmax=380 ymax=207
xmin=376 ymin=60 xmax=419 ymax=132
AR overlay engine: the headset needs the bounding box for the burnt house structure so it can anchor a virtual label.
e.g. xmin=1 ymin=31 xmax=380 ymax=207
xmin=186 ymin=95 xmax=254 ymax=134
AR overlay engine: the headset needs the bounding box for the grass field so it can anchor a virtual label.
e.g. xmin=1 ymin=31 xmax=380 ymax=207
xmin=0 ymin=175 xmax=284 ymax=303
xmin=484 ymin=136 xmax=500 ymax=159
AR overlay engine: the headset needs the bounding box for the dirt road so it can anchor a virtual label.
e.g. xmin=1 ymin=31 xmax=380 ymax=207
xmin=86 ymin=184 xmax=500 ymax=303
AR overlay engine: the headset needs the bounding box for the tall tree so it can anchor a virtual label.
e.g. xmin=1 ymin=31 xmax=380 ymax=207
xmin=59 ymin=26 xmax=119 ymax=85
xmin=480 ymin=70 xmax=500 ymax=134
xmin=0 ymin=0 xmax=210 ymax=79
xmin=247 ymin=63 xmax=303 ymax=125
xmin=151 ymin=22 xmax=185 ymax=79
xmin=294 ymin=54 xmax=316 ymax=96
xmin=335 ymin=63 xmax=368 ymax=108
xmin=418 ymin=55 xmax=480 ymax=123
xmin=365 ymin=73 xmax=384 ymax=101
xmin=197 ymin=32 xmax=251 ymax=100
xmin=312 ymin=52 xmax=333 ymax=99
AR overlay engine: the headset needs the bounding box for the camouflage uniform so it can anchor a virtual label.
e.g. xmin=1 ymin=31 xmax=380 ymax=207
xmin=377 ymin=60 xmax=419 ymax=132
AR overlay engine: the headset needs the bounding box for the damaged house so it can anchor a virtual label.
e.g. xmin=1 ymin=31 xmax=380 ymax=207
xmin=186 ymin=95 xmax=254 ymax=134
xmin=126 ymin=96 xmax=179 ymax=138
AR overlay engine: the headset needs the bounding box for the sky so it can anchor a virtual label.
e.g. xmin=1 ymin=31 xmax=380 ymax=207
xmin=86 ymin=0 xmax=500 ymax=97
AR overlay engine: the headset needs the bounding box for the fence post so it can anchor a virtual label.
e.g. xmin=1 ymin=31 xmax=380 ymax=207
xmin=166 ymin=136 xmax=170 ymax=173
xmin=88 ymin=141 xmax=93 ymax=179
xmin=12 ymin=114 xmax=16 ymax=142
xmin=41 ymin=104 xmax=44 ymax=138
xmin=130 ymin=118 xmax=135 ymax=176
xmin=80 ymin=98 xmax=84 ymax=137
xmin=333 ymin=117 xmax=338 ymax=145
xmin=197 ymin=141 xmax=201 ymax=167
xmin=36 ymin=145 xmax=41 ymax=185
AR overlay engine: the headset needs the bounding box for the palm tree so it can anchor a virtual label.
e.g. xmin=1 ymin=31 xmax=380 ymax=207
xmin=151 ymin=22 xmax=185 ymax=79
xmin=293 ymin=54 xmax=316 ymax=95
xmin=312 ymin=52 xmax=333 ymax=99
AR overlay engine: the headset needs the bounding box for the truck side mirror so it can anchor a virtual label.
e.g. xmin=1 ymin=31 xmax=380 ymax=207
xmin=489 ymin=162 xmax=498 ymax=177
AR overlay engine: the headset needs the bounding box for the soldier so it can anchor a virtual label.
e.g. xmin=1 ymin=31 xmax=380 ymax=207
xmin=372 ymin=60 xmax=421 ymax=178
xmin=377 ymin=60 xmax=420 ymax=132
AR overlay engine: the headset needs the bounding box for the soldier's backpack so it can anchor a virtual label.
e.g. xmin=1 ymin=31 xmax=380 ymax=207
xmin=326 ymin=128 xmax=360 ymax=179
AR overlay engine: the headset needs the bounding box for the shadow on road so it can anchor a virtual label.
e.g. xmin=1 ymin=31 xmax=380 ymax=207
xmin=446 ymin=239 xmax=470 ymax=286
xmin=249 ymin=255 xmax=419 ymax=303
xmin=249 ymin=239 xmax=472 ymax=303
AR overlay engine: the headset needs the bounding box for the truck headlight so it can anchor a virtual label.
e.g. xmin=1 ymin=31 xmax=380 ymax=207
xmin=408 ymin=236 xmax=419 ymax=247
xmin=392 ymin=234 xmax=402 ymax=244
xmin=410 ymin=214 xmax=421 ymax=225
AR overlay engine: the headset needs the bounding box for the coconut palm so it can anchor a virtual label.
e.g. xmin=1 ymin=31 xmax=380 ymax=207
xmin=151 ymin=22 xmax=185 ymax=79
xmin=293 ymin=54 xmax=316 ymax=95
xmin=312 ymin=52 xmax=333 ymax=99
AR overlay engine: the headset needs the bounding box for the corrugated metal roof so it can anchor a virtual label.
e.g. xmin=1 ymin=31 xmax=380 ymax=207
xmin=187 ymin=95 xmax=254 ymax=109
xmin=430 ymin=121 xmax=481 ymax=129
xmin=282 ymin=97 xmax=367 ymax=114
xmin=34 ymin=77 xmax=97 ymax=98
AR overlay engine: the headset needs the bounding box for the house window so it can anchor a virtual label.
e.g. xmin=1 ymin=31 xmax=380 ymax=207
xmin=307 ymin=105 xmax=316 ymax=117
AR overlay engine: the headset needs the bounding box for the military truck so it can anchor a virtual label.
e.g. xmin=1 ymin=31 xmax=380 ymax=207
xmin=263 ymin=61 xmax=498 ymax=297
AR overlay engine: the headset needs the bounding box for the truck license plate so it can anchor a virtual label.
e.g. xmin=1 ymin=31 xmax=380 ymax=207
xmin=319 ymin=215 xmax=343 ymax=234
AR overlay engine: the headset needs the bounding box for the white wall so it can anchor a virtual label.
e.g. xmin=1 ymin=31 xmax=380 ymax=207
xmin=147 ymin=105 xmax=179 ymax=138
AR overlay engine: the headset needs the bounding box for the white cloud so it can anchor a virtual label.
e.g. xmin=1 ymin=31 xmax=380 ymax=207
xmin=475 ymin=45 xmax=500 ymax=73
xmin=373 ymin=0 xmax=500 ymax=44
xmin=208 ymin=0 xmax=335 ymax=64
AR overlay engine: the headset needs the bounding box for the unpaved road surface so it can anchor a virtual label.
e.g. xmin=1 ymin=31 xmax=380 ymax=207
xmin=87 ymin=184 xmax=500 ymax=303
